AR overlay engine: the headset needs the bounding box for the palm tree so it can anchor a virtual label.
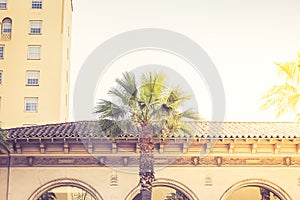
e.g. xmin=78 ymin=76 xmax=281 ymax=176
xmin=0 ymin=128 xmax=8 ymax=151
xmin=95 ymin=71 xmax=199 ymax=200
xmin=261 ymin=53 xmax=300 ymax=121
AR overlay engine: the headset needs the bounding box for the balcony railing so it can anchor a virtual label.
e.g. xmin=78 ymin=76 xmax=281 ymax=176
xmin=1 ymin=33 xmax=11 ymax=40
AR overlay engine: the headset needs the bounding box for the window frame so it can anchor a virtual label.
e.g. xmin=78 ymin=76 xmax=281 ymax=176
xmin=0 ymin=70 xmax=2 ymax=85
xmin=0 ymin=45 xmax=4 ymax=59
xmin=26 ymin=71 xmax=40 ymax=86
xmin=2 ymin=18 xmax=12 ymax=34
xmin=29 ymin=20 xmax=42 ymax=35
xmin=0 ymin=0 xmax=7 ymax=9
xmin=31 ymin=0 xmax=42 ymax=9
xmin=24 ymin=97 xmax=38 ymax=112
xmin=28 ymin=45 xmax=41 ymax=60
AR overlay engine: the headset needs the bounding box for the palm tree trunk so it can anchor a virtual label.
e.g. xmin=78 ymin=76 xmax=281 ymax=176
xmin=139 ymin=125 xmax=155 ymax=200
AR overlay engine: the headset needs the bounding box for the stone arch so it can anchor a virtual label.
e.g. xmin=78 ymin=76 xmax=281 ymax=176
xmin=27 ymin=178 xmax=104 ymax=200
xmin=219 ymin=178 xmax=292 ymax=200
xmin=125 ymin=178 xmax=199 ymax=200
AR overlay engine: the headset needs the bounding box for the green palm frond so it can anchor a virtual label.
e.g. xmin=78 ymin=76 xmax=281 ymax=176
xmin=164 ymin=88 xmax=191 ymax=109
xmin=140 ymin=72 xmax=166 ymax=104
xmin=115 ymin=72 xmax=138 ymax=97
xmin=288 ymin=94 xmax=300 ymax=111
xmin=262 ymin=53 xmax=300 ymax=121
xmin=275 ymin=55 xmax=300 ymax=84
xmin=95 ymin=100 xmax=128 ymax=120
xmin=261 ymin=84 xmax=300 ymax=118
xmin=98 ymin=119 xmax=122 ymax=136
xmin=180 ymin=109 xmax=202 ymax=121
xmin=296 ymin=113 xmax=300 ymax=122
xmin=95 ymin=71 xmax=201 ymax=137
xmin=0 ymin=129 xmax=8 ymax=150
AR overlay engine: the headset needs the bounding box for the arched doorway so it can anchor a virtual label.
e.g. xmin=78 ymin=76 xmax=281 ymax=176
xmin=125 ymin=178 xmax=199 ymax=200
xmin=219 ymin=179 xmax=292 ymax=200
xmin=28 ymin=178 xmax=103 ymax=200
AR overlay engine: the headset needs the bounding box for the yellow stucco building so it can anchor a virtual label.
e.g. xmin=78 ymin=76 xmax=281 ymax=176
xmin=0 ymin=0 xmax=72 ymax=129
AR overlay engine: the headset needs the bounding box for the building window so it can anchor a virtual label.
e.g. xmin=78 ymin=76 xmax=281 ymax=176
xmin=32 ymin=0 xmax=42 ymax=9
xmin=29 ymin=21 xmax=42 ymax=34
xmin=2 ymin=18 xmax=11 ymax=33
xmin=1 ymin=18 xmax=12 ymax=40
xmin=0 ymin=0 xmax=7 ymax=9
xmin=0 ymin=70 xmax=2 ymax=85
xmin=26 ymin=71 xmax=39 ymax=86
xmin=25 ymin=97 xmax=38 ymax=112
xmin=28 ymin=45 xmax=40 ymax=59
xmin=0 ymin=45 xmax=4 ymax=59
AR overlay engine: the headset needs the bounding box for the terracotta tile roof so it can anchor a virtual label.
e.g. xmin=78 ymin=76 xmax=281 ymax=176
xmin=4 ymin=121 xmax=300 ymax=140
xmin=5 ymin=121 xmax=101 ymax=140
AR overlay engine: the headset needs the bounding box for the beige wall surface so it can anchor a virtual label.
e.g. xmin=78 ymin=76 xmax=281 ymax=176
xmin=0 ymin=0 xmax=72 ymax=128
xmin=5 ymin=166 xmax=298 ymax=200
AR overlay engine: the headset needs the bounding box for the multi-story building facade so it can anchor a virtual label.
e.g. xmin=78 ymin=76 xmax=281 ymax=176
xmin=0 ymin=0 xmax=72 ymax=128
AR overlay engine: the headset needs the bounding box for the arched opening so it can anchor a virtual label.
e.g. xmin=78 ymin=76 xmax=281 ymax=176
xmin=37 ymin=186 xmax=95 ymax=200
xmin=1 ymin=17 xmax=12 ymax=40
xmin=220 ymin=179 xmax=292 ymax=200
xmin=125 ymin=178 xmax=199 ymax=200
xmin=28 ymin=178 xmax=103 ymax=200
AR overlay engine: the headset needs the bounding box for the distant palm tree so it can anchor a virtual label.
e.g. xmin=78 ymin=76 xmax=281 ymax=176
xmin=95 ymin=71 xmax=199 ymax=200
xmin=0 ymin=128 xmax=8 ymax=151
xmin=261 ymin=53 xmax=300 ymax=121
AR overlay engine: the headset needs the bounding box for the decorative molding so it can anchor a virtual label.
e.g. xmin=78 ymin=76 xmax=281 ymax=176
xmin=8 ymin=138 xmax=300 ymax=156
xmin=251 ymin=143 xmax=257 ymax=154
xmin=274 ymin=143 xmax=281 ymax=154
xmin=283 ymin=157 xmax=292 ymax=167
xmin=112 ymin=142 xmax=117 ymax=153
xmin=204 ymin=177 xmax=213 ymax=186
xmin=39 ymin=142 xmax=45 ymax=153
xmin=122 ymin=156 xmax=129 ymax=166
xmin=9 ymin=155 xmax=300 ymax=167
xmin=64 ymin=142 xmax=69 ymax=154
xmin=110 ymin=171 xmax=118 ymax=186
xmin=228 ymin=143 xmax=234 ymax=154
xmin=97 ymin=156 xmax=106 ymax=165
xmin=215 ymin=156 xmax=223 ymax=167
xmin=26 ymin=156 xmax=35 ymax=166
xmin=191 ymin=156 xmax=200 ymax=166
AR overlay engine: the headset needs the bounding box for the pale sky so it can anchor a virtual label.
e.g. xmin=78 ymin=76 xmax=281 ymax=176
xmin=70 ymin=0 xmax=300 ymax=122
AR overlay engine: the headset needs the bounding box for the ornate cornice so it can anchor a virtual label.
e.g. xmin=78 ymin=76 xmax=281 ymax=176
xmin=7 ymin=155 xmax=300 ymax=167
xmin=7 ymin=138 xmax=300 ymax=156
